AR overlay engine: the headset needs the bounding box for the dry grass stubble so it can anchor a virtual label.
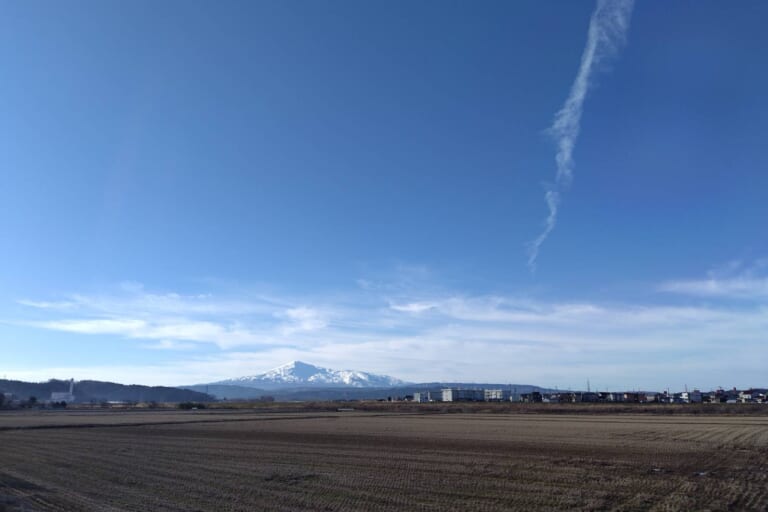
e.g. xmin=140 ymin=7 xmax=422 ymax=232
xmin=1 ymin=411 xmax=767 ymax=511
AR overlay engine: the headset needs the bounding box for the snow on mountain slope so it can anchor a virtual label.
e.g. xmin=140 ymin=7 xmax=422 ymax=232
xmin=212 ymin=361 xmax=405 ymax=389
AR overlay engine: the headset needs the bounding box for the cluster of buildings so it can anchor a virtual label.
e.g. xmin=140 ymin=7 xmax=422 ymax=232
xmin=520 ymin=388 xmax=767 ymax=404
xmin=411 ymin=387 xmax=768 ymax=404
xmin=413 ymin=389 xmax=521 ymax=402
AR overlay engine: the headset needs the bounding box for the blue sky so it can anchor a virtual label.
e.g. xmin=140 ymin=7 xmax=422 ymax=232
xmin=1 ymin=1 xmax=767 ymax=390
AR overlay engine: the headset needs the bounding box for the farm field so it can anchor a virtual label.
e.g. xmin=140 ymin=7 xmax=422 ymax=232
xmin=1 ymin=410 xmax=767 ymax=511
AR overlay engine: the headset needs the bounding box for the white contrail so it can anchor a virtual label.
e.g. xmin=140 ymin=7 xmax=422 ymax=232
xmin=527 ymin=0 xmax=634 ymax=270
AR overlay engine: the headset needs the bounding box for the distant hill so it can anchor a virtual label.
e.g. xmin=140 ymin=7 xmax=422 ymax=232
xmin=210 ymin=361 xmax=406 ymax=390
xmin=0 ymin=379 xmax=212 ymax=404
xmin=181 ymin=384 xmax=271 ymax=400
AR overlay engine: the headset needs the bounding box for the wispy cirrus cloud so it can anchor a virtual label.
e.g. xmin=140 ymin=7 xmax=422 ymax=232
xmin=42 ymin=318 xmax=147 ymax=335
xmin=142 ymin=339 xmax=199 ymax=351
xmin=660 ymin=259 xmax=768 ymax=299
xmin=389 ymin=301 xmax=436 ymax=313
xmin=277 ymin=307 xmax=329 ymax=335
xmin=37 ymin=317 xmax=279 ymax=348
xmin=660 ymin=278 xmax=768 ymax=299
xmin=528 ymin=0 xmax=634 ymax=270
xmin=17 ymin=284 xmax=331 ymax=349
xmin=16 ymin=299 xmax=77 ymax=310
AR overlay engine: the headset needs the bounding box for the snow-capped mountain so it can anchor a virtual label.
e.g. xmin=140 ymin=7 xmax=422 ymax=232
xmin=212 ymin=361 xmax=406 ymax=389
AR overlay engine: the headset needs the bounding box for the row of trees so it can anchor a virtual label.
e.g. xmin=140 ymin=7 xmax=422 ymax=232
xmin=0 ymin=394 xmax=66 ymax=409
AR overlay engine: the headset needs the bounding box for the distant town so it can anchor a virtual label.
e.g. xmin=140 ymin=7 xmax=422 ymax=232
xmin=416 ymin=387 xmax=768 ymax=404
xmin=1 ymin=379 xmax=767 ymax=408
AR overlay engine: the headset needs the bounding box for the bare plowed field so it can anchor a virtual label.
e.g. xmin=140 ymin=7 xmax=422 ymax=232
xmin=1 ymin=410 xmax=767 ymax=511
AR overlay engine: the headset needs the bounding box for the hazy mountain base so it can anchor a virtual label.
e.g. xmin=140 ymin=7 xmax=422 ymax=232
xmin=181 ymin=383 xmax=550 ymax=401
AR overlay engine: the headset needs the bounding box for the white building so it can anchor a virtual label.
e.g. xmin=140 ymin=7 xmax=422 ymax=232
xmin=51 ymin=379 xmax=75 ymax=403
xmin=442 ymin=388 xmax=484 ymax=402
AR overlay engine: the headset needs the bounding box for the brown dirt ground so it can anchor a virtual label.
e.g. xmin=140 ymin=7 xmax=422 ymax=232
xmin=1 ymin=410 xmax=767 ymax=511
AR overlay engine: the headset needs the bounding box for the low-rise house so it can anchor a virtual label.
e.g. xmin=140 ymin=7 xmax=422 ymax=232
xmin=721 ymin=388 xmax=740 ymax=403
xmin=520 ymin=392 xmax=543 ymax=403
xmin=484 ymin=389 xmax=510 ymax=402
xmin=557 ymin=392 xmax=578 ymax=403
xmin=640 ymin=392 xmax=659 ymax=403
